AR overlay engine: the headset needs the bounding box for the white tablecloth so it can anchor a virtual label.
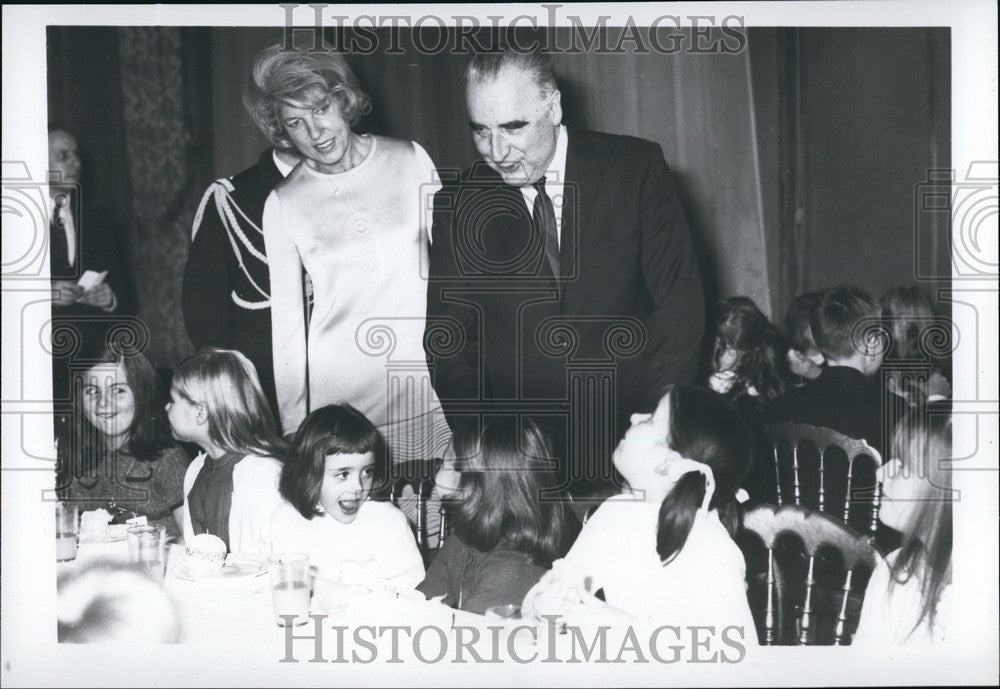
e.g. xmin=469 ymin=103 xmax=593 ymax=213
xmin=57 ymin=540 xmax=737 ymax=666
xmin=57 ymin=540 xmax=523 ymax=657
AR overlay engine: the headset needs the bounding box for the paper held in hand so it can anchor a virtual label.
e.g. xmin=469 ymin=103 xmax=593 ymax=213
xmin=77 ymin=270 xmax=107 ymax=291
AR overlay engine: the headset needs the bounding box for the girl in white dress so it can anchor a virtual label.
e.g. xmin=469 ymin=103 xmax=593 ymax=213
xmin=271 ymin=403 xmax=423 ymax=590
xmin=522 ymin=384 xmax=758 ymax=643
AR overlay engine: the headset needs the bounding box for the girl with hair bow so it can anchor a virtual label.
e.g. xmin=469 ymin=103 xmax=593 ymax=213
xmin=522 ymin=385 xmax=757 ymax=642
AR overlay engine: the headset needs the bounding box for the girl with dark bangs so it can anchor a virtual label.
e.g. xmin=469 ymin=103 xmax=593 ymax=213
xmin=706 ymin=296 xmax=786 ymax=406
xmin=417 ymin=417 xmax=580 ymax=615
xmin=56 ymin=341 xmax=189 ymax=537
xmin=704 ymin=296 xmax=786 ymax=501
xmin=271 ymin=403 xmax=424 ymax=590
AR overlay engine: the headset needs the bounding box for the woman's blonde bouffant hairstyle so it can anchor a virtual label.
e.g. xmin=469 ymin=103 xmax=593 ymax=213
xmin=243 ymin=43 xmax=371 ymax=151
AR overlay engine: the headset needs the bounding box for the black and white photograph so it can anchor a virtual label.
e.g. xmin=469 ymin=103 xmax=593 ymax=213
xmin=1 ymin=2 xmax=997 ymax=686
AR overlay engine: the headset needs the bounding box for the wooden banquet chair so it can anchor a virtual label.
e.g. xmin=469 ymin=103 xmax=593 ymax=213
xmin=741 ymin=503 xmax=879 ymax=645
xmin=371 ymin=457 xmax=447 ymax=565
xmin=761 ymin=423 xmax=883 ymax=539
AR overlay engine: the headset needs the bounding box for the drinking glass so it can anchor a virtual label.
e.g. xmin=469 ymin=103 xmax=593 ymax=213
xmin=268 ymin=553 xmax=311 ymax=627
xmin=55 ymin=502 xmax=79 ymax=562
xmin=128 ymin=524 xmax=166 ymax=580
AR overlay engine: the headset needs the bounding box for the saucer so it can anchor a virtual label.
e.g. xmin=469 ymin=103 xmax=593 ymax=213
xmin=172 ymin=556 xmax=266 ymax=582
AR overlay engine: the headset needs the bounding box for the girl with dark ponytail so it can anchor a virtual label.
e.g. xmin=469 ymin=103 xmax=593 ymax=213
xmin=523 ymin=385 xmax=757 ymax=638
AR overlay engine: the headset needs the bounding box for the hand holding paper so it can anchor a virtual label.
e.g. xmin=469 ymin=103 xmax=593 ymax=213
xmin=76 ymin=280 xmax=117 ymax=311
xmin=76 ymin=270 xmax=108 ymax=291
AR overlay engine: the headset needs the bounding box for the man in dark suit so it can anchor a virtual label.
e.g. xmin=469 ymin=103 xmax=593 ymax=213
xmin=425 ymin=47 xmax=704 ymax=496
xmin=49 ymin=129 xmax=136 ymax=402
xmin=182 ymin=148 xmax=299 ymax=415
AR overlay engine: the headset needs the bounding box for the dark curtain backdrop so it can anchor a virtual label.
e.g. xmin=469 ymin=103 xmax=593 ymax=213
xmin=48 ymin=26 xmax=213 ymax=366
xmin=794 ymin=28 xmax=951 ymax=305
xmin=48 ymin=26 xmax=950 ymax=368
xmin=47 ymin=28 xmax=133 ymax=269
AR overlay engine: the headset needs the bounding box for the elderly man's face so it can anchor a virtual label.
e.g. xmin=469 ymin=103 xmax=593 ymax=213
xmin=466 ymin=67 xmax=562 ymax=187
xmin=48 ymin=130 xmax=81 ymax=185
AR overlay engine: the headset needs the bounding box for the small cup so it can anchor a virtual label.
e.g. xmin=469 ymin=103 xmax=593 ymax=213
xmin=484 ymin=603 xmax=522 ymax=621
xmin=55 ymin=502 xmax=79 ymax=562
xmin=128 ymin=525 xmax=166 ymax=580
xmin=268 ymin=553 xmax=311 ymax=627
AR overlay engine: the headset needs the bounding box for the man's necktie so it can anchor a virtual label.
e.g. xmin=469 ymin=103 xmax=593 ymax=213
xmin=532 ymin=176 xmax=560 ymax=281
xmin=51 ymin=192 xmax=72 ymax=271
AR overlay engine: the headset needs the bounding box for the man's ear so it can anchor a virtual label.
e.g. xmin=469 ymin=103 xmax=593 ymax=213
xmin=549 ymin=89 xmax=563 ymax=126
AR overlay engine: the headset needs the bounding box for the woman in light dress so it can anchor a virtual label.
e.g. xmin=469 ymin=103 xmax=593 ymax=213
xmin=244 ymin=44 xmax=452 ymax=469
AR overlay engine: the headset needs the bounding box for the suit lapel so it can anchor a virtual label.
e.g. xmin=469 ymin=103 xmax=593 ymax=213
xmin=50 ymin=217 xmax=70 ymax=275
xmin=465 ymin=162 xmax=548 ymax=279
xmin=561 ymin=130 xmax=598 ymax=302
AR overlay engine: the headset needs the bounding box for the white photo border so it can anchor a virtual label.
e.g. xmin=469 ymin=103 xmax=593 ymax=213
xmin=2 ymin=2 xmax=997 ymax=686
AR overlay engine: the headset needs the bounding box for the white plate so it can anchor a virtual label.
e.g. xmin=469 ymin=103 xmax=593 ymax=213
xmin=78 ymin=524 xmax=130 ymax=544
xmin=172 ymin=556 xmax=266 ymax=582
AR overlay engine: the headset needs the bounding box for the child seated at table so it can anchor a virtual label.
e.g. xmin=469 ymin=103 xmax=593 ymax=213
xmin=705 ymin=297 xmax=785 ymax=502
xmin=770 ymin=285 xmax=907 ymax=455
xmin=168 ymin=348 xmax=286 ymax=556
xmin=855 ymin=408 xmax=952 ymax=644
xmin=880 ymin=285 xmax=952 ymax=403
xmin=706 ymin=296 xmax=785 ymax=414
xmin=271 ymin=403 xmax=424 ymax=590
xmin=56 ymin=340 xmax=189 ymax=538
xmin=417 ymin=417 xmax=580 ymax=615
xmin=522 ymin=385 xmax=758 ymax=640
xmin=783 ymin=290 xmax=826 ymax=383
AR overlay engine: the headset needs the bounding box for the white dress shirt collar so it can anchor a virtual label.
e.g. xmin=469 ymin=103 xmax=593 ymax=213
xmin=272 ymin=149 xmax=296 ymax=177
xmin=520 ymin=124 xmax=569 ymax=246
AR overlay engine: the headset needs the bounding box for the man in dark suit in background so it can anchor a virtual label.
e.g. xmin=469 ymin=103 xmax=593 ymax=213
xmin=425 ymin=46 xmax=704 ymax=497
xmin=49 ymin=128 xmax=136 ymax=401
